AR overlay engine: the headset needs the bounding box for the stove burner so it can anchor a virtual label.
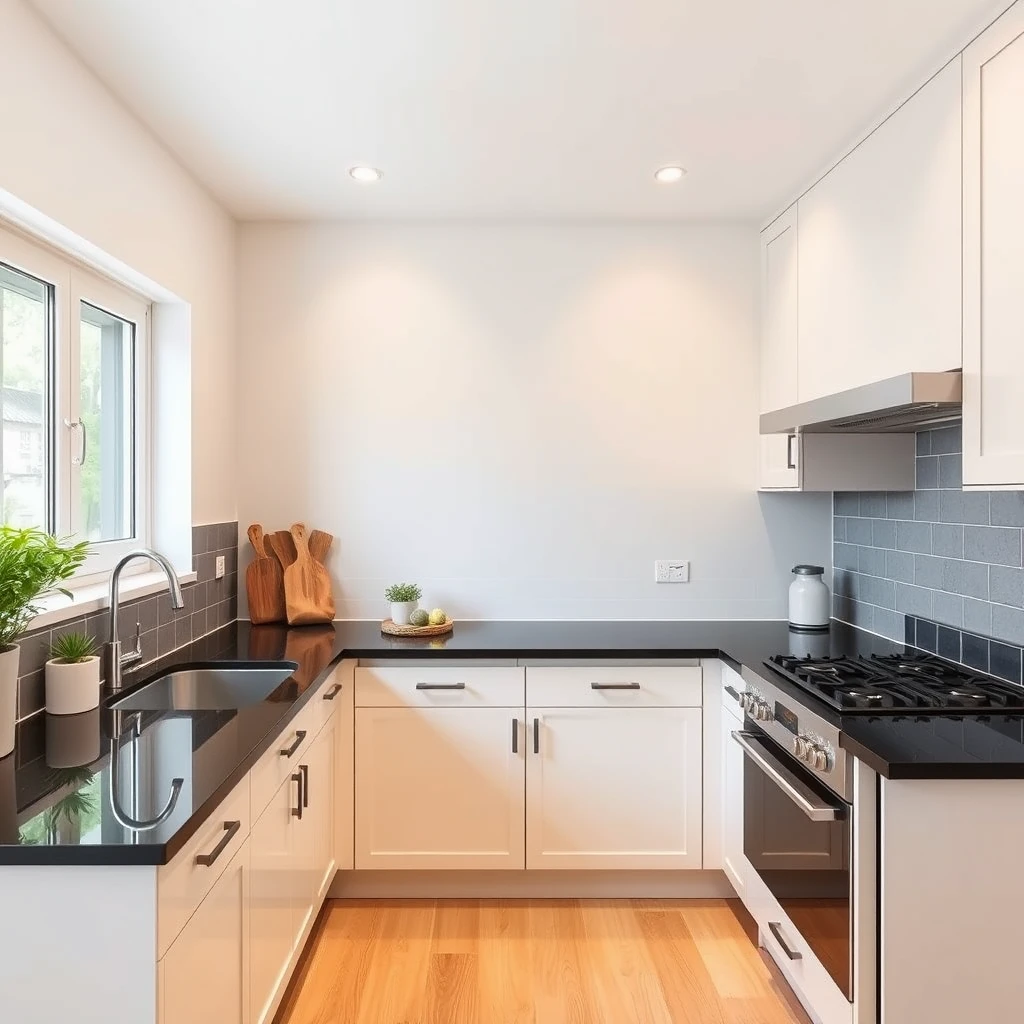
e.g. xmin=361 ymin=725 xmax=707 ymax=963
xmin=765 ymin=653 xmax=1024 ymax=714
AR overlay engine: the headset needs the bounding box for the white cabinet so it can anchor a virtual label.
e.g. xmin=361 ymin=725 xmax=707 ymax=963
xmin=525 ymin=706 xmax=703 ymax=869
xmin=797 ymin=58 xmax=962 ymax=402
xmin=161 ymin=839 xmax=250 ymax=1024
xmin=354 ymin=706 xmax=525 ymax=869
xmin=963 ymin=2 xmax=1024 ymax=489
xmin=720 ymin=679 xmax=747 ymax=897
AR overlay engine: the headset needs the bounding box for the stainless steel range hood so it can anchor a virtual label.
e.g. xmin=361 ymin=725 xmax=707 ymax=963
xmin=760 ymin=371 xmax=962 ymax=435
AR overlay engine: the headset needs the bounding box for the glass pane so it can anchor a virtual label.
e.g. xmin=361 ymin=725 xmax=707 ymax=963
xmin=79 ymin=301 xmax=134 ymax=542
xmin=0 ymin=263 xmax=51 ymax=530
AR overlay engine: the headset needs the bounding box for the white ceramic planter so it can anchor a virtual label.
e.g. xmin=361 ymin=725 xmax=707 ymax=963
xmin=45 ymin=656 xmax=101 ymax=716
xmin=390 ymin=601 xmax=418 ymax=626
xmin=0 ymin=644 xmax=18 ymax=759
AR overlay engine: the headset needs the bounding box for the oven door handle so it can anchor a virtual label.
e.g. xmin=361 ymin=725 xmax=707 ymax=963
xmin=731 ymin=731 xmax=843 ymax=823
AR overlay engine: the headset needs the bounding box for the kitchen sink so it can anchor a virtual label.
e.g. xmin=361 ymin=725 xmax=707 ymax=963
xmin=110 ymin=662 xmax=299 ymax=712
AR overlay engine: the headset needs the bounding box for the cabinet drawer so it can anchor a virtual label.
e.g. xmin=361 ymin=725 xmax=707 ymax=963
xmin=157 ymin=775 xmax=250 ymax=959
xmin=526 ymin=665 xmax=702 ymax=707
xmin=250 ymin=702 xmax=318 ymax=821
xmin=355 ymin=666 xmax=525 ymax=708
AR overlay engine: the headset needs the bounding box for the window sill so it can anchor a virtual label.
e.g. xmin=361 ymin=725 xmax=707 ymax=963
xmin=26 ymin=570 xmax=198 ymax=632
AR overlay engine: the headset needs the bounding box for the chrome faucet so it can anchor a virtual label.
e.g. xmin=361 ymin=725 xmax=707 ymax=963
xmin=104 ymin=548 xmax=184 ymax=694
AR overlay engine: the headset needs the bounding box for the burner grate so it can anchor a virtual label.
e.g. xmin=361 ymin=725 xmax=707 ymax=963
xmin=765 ymin=653 xmax=1024 ymax=714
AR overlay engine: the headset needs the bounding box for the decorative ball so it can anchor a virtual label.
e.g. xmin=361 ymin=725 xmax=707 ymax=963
xmin=409 ymin=609 xmax=430 ymax=627
xmin=428 ymin=608 xmax=448 ymax=626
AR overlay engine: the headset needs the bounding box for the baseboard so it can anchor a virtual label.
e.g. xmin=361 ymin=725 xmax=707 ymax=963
xmin=327 ymin=869 xmax=733 ymax=899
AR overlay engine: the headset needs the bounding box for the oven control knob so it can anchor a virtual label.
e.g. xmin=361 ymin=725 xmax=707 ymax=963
xmin=739 ymin=692 xmax=753 ymax=713
xmin=809 ymin=745 xmax=833 ymax=772
xmin=793 ymin=736 xmax=808 ymax=758
xmin=755 ymin=700 xmax=774 ymax=722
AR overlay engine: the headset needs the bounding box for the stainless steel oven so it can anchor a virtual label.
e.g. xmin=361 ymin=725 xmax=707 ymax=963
xmin=733 ymin=667 xmax=855 ymax=1002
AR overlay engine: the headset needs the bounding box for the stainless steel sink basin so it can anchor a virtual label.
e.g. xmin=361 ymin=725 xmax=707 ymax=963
xmin=111 ymin=662 xmax=298 ymax=711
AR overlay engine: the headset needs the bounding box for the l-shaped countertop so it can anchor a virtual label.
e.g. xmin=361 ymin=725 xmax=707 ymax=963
xmin=5 ymin=617 xmax=1024 ymax=865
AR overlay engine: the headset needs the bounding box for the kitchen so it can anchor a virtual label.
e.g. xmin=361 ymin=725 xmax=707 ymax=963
xmin=0 ymin=0 xmax=1023 ymax=1022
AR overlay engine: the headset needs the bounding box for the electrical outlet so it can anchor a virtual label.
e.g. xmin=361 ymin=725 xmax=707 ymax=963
xmin=215 ymin=555 xmax=225 ymax=579
xmin=654 ymin=559 xmax=690 ymax=583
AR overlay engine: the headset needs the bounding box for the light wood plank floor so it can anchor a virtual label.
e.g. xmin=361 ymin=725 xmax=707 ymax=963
xmin=276 ymin=899 xmax=811 ymax=1024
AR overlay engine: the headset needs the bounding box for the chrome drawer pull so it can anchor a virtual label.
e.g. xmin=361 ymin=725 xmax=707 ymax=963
xmin=768 ymin=922 xmax=802 ymax=961
xmin=415 ymin=682 xmax=466 ymax=690
xmin=323 ymin=682 xmax=342 ymax=700
xmin=196 ymin=820 xmax=241 ymax=867
xmin=591 ymin=682 xmax=641 ymax=690
xmin=280 ymin=730 xmax=307 ymax=758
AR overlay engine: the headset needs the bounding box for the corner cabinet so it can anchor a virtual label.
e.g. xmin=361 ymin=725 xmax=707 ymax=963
xmin=962 ymin=1 xmax=1024 ymax=489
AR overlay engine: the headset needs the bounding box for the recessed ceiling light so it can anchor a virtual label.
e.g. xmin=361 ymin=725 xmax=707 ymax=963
xmin=654 ymin=166 xmax=687 ymax=184
xmin=349 ymin=166 xmax=383 ymax=183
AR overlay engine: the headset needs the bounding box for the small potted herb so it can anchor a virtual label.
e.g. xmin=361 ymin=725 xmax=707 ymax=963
xmin=0 ymin=527 xmax=89 ymax=756
xmin=45 ymin=632 xmax=100 ymax=716
xmin=385 ymin=582 xmax=422 ymax=626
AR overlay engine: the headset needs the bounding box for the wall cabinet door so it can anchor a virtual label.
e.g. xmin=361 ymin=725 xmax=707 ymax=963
xmin=721 ymin=697 xmax=747 ymax=897
xmin=249 ymin=774 xmax=299 ymax=1024
xmin=963 ymin=3 xmax=1024 ymax=488
xmin=798 ymin=57 xmax=962 ymax=402
xmin=161 ymin=839 xmax=250 ymax=1024
xmin=526 ymin=706 xmax=702 ymax=870
xmin=355 ymin=706 xmax=526 ymax=869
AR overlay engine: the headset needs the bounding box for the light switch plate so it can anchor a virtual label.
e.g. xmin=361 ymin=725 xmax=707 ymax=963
xmin=654 ymin=560 xmax=690 ymax=583
xmin=215 ymin=555 xmax=225 ymax=579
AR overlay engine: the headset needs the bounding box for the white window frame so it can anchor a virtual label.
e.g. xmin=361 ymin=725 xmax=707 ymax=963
xmin=0 ymin=223 xmax=151 ymax=579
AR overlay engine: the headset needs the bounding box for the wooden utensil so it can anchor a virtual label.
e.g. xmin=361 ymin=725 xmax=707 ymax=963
xmin=309 ymin=529 xmax=333 ymax=564
xmin=283 ymin=522 xmax=336 ymax=625
xmin=266 ymin=530 xmax=297 ymax=570
xmin=245 ymin=524 xmax=286 ymax=624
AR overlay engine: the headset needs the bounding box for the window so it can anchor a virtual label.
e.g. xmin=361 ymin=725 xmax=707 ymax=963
xmin=0 ymin=225 xmax=149 ymax=575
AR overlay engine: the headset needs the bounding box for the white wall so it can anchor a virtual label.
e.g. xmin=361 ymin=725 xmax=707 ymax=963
xmin=0 ymin=0 xmax=236 ymax=526
xmin=238 ymin=222 xmax=831 ymax=620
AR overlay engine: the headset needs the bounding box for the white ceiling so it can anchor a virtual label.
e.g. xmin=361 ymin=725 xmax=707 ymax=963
xmin=29 ymin=0 xmax=1008 ymax=221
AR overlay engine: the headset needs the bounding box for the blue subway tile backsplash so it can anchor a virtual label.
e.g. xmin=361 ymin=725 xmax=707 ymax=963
xmin=837 ymin=423 xmax=1024 ymax=683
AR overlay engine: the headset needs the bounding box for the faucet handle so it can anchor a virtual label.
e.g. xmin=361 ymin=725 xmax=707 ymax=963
xmin=122 ymin=621 xmax=143 ymax=666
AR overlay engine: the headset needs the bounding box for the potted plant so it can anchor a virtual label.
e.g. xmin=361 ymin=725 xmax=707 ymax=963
xmin=0 ymin=527 xmax=89 ymax=758
xmin=45 ymin=632 xmax=100 ymax=716
xmin=385 ymin=582 xmax=422 ymax=626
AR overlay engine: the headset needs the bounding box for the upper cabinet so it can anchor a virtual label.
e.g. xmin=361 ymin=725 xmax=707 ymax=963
xmin=962 ymin=3 xmax=1024 ymax=488
xmin=797 ymin=57 xmax=963 ymax=402
xmin=761 ymin=206 xmax=799 ymax=413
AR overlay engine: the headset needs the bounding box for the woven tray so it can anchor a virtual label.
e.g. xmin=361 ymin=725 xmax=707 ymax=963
xmin=381 ymin=618 xmax=455 ymax=637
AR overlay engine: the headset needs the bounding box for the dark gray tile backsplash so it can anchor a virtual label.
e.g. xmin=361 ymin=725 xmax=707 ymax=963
xmin=835 ymin=423 xmax=1024 ymax=679
xmin=14 ymin=521 xmax=238 ymax=720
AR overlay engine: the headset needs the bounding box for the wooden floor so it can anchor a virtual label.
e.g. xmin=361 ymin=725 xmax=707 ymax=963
xmin=277 ymin=898 xmax=812 ymax=1024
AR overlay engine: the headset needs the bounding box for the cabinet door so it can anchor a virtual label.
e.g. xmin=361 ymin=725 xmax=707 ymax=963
xmin=161 ymin=839 xmax=250 ymax=1024
xmin=526 ymin=706 xmax=702 ymax=870
xmin=721 ymin=701 xmax=747 ymax=896
xmin=798 ymin=58 xmax=962 ymax=402
xmin=355 ymin=706 xmax=525 ymax=869
xmin=963 ymin=4 xmax=1024 ymax=488
xmin=303 ymin=715 xmax=337 ymax=909
xmin=759 ymin=434 xmax=800 ymax=491
xmin=250 ymin=775 xmax=299 ymax=1024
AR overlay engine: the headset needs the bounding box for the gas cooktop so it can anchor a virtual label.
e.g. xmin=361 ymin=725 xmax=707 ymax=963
xmin=766 ymin=653 xmax=1024 ymax=713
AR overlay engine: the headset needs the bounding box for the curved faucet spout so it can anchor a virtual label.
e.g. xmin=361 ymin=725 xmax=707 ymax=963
xmin=105 ymin=548 xmax=184 ymax=694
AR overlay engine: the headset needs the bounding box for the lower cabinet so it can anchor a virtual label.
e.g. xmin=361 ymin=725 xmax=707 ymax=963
xmin=161 ymin=838 xmax=250 ymax=1024
xmin=525 ymin=706 xmax=703 ymax=869
xmin=354 ymin=706 xmax=525 ymax=869
xmin=720 ymin=684 xmax=747 ymax=895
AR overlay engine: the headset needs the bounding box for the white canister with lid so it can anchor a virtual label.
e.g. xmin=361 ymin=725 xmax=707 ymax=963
xmin=789 ymin=565 xmax=830 ymax=631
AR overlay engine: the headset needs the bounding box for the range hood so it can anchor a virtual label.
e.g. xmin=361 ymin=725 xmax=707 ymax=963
xmin=760 ymin=371 xmax=962 ymax=435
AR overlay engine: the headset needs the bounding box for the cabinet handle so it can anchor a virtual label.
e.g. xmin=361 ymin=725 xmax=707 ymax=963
xmin=299 ymin=763 xmax=309 ymax=808
xmin=768 ymin=922 xmax=803 ymax=961
xmin=195 ymin=820 xmax=241 ymax=867
xmin=280 ymin=730 xmax=307 ymax=758
xmin=511 ymin=718 xmax=519 ymax=754
xmin=724 ymin=685 xmax=740 ymax=701
xmin=590 ymin=682 xmax=640 ymax=690
xmin=323 ymin=682 xmax=342 ymax=701
xmin=786 ymin=434 xmax=797 ymax=470
xmin=533 ymin=717 xmax=540 ymax=754
xmin=291 ymin=772 xmax=304 ymax=819
xmin=415 ymin=682 xmax=466 ymax=690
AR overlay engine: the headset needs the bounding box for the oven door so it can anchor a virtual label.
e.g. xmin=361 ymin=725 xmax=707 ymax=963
xmin=733 ymin=728 xmax=853 ymax=1001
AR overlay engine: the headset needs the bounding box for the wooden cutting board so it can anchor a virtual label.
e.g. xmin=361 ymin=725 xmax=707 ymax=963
xmin=266 ymin=530 xmax=297 ymax=570
xmin=245 ymin=524 xmax=286 ymax=624
xmin=283 ymin=522 xmax=336 ymax=625
xmin=309 ymin=528 xmax=333 ymax=564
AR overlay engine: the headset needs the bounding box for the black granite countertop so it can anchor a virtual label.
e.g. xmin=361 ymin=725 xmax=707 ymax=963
xmin=3 ymin=617 xmax=1022 ymax=866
